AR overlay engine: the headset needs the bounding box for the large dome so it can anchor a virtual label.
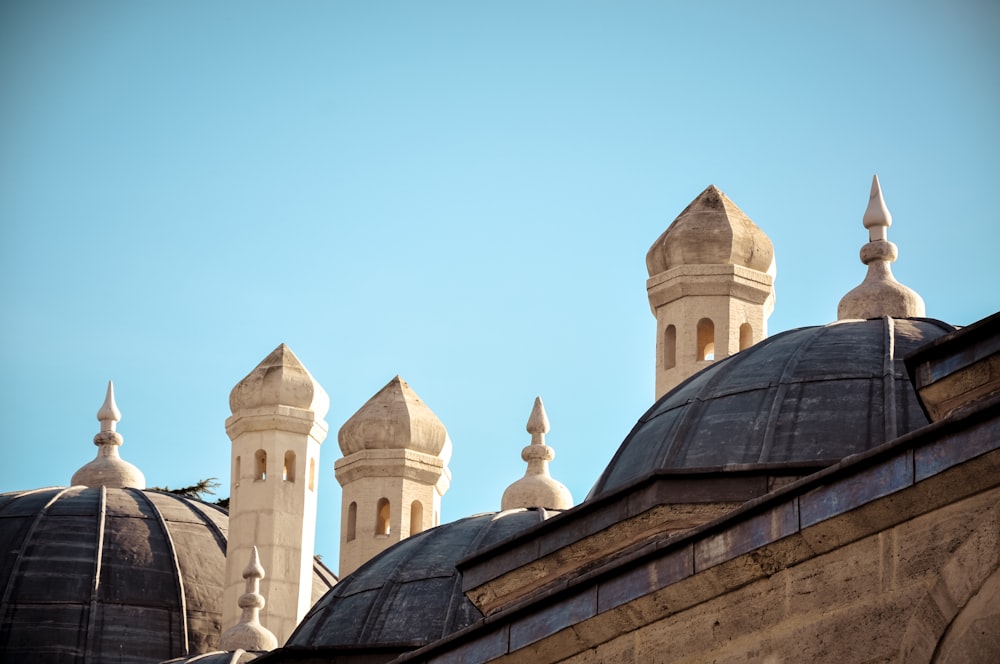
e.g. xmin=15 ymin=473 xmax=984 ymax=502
xmin=285 ymin=509 xmax=557 ymax=656
xmin=589 ymin=317 xmax=956 ymax=499
xmin=0 ymin=486 xmax=335 ymax=664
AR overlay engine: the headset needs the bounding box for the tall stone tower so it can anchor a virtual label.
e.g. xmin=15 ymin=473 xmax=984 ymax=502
xmin=224 ymin=344 xmax=329 ymax=645
xmin=335 ymin=376 xmax=452 ymax=577
xmin=646 ymin=185 xmax=776 ymax=399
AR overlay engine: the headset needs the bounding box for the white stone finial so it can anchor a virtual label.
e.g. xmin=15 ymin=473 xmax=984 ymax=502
xmin=97 ymin=381 xmax=121 ymax=433
xmin=526 ymin=396 xmax=550 ymax=444
xmin=501 ymin=397 xmax=573 ymax=511
xmin=219 ymin=546 xmax=278 ymax=652
xmin=837 ymin=175 xmax=926 ymax=320
xmin=862 ymin=174 xmax=892 ymax=240
xmin=71 ymin=382 xmax=146 ymax=489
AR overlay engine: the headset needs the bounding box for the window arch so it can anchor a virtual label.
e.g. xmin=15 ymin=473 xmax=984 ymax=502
xmin=697 ymin=318 xmax=715 ymax=361
xmin=410 ymin=500 xmax=424 ymax=535
xmin=346 ymin=502 xmax=357 ymax=542
xmin=664 ymin=325 xmax=677 ymax=370
xmin=254 ymin=450 xmax=267 ymax=480
xmin=739 ymin=323 xmax=754 ymax=351
xmin=308 ymin=458 xmax=316 ymax=491
xmin=283 ymin=450 xmax=296 ymax=482
xmin=375 ymin=498 xmax=391 ymax=536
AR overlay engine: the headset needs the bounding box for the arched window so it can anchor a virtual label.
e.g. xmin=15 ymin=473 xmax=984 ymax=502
xmin=308 ymin=458 xmax=316 ymax=491
xmin=254 ymin=450 xmax=267 ymax=480
xmin=410 ymin=500 xmax=424 ymax=535
xmin=346 ymin=502 xmax=357 ymax=542
xmin=376 ymin=498 xmax=390 ymax=536
xmin=697 ymin=318 xmax=715 ymax=361
xmin=283 ymin=450 xmax=296 ymax=482
xmin=234 ymin=456 xmax=241 ymax=488
xmin=739 ymin=323 xmax=754 ymax=351
xmin=664 ymin=325 xmax=677 ymax=370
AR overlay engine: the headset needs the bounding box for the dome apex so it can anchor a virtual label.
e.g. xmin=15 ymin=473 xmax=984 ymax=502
xmin=338 ymin=376 xmax=450 ymax=458
xmin=838 ymin=175 xmax=925 ymax=320
xmin=228 ymin=344 xmax=329 ymax=418
xmin=71 ymin=381 xmax=146 ymax=489
xmin=646 ymin=185 xmax=774 ymax=276
xmin=501 ymin=397 xmax=573 ymax=511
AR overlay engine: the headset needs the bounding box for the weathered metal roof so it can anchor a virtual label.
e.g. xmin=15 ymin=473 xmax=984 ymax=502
xmin=0 ymin=486 xmax=336 ymax=664
xmin=285 ymin=509 xmax=557 ymax=654
xmin=0 ymin=486 xmax=228 ymax=663
xmin=588 ymin=317 xmax=956 ymax=499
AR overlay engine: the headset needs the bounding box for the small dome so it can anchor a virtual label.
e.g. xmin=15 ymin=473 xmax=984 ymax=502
xmin=0 ymin=486 xmax=228 ymax=662
xmin=0 ymin=486 xmax=336 ymax=664
xmin=588 ymin=317 xmax=955 ymax=499
xmin=229 ymin=344 xmax=330 ymax=417
xmin=646 ymin=185 xmax=774 ymax=276
xmin=338 ymin=376 xmax=450 ymax=458
xmin=286 ymin=510 xmax=558 ymax=653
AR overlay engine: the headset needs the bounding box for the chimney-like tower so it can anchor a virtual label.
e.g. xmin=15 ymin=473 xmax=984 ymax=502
xmin=646 ymin=185 xmax=776 ymax=398
xmin=335 ymin=376 xmax=451 ymax=577
xmin=224 ymin=344 xmax=329 ymax=644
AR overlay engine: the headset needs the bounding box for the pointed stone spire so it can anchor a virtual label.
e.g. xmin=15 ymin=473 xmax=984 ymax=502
xmin=71 ymin=381 xmax=146 ymax=489
xmin=501 ymin=397 xmax=573 ymax=511
xmin=218 ymin=546 xmax=278 ymax=652
xmin=838 ymin=175 xmax=926 ymax=320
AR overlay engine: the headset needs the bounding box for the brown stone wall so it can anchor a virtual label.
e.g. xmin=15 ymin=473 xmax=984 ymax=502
xmin=560 ymin=486 xmax=999 ymax=663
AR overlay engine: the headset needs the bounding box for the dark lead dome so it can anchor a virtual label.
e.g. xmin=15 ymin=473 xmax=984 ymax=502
xmin=0 ymin=486 xmax=228 ymax=663
xmin=286 ymin=509 xmax=557 ymax=657
xmin=589 ymin=317 xmax=956 ymax=499
xmin=0 ymin=486 xmax=336 ymax=664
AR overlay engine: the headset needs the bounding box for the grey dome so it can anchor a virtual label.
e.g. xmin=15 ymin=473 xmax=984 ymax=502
xmin=286 ymin=509 xmax=557 ymax=655
xmin=0 ymin=486 xmax=336 ymax=664
xmin=589 ymin=317 xmax=956 ymax=499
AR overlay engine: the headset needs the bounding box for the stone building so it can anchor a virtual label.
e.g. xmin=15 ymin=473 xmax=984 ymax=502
xmin=1 ymin=176 xmax=997 ymax=663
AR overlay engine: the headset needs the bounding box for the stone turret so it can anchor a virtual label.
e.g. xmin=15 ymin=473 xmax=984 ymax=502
xmin=71 ymin=381 xmax=146 ymax=489
xmin=646 ymin=185 xmax=776 ymax=398
xmin=224 ymin=344 xmax=329 ymax=645
xmin=335 ymin=376 xmax=452 ymax=577
xmin=501 ymin=397 xmax=573 ymax=510
xmin=838 ymin=175 xmax=925 ymax=320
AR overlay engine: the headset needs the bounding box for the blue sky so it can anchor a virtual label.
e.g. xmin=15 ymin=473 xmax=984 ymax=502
xmin=2 ymin=1 xmax=998 ymax=573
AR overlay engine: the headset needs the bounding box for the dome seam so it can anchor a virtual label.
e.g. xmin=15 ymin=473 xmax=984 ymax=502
xmin=173 ymin=495 xmax=229 ymax=553
xmin=132 ymin=488 xmax=191 ymax=656
xmin=83 ymin=485 xmax=107 ymax=664
xmin=0 ymin=487 xmax=74 ymax=644
xmin=756 ymin=322 xmax=830 ymax=464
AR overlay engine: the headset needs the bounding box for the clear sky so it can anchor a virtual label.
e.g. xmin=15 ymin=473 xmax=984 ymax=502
xmin=2 ymin=1 xmax=998 ymax=574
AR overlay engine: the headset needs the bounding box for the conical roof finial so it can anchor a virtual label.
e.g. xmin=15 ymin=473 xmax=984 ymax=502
xmin=501 ymin=397 xmax=573 ymax=511
xmin=71 ymin=381 xmax=146 ymax=489
xmin=837 ymin=175 xmax=925 ymax=320
xmin=219 ymin=546 xmax=279 ymax=652
xmin=97 ymin=381 xmax=121 ymax=432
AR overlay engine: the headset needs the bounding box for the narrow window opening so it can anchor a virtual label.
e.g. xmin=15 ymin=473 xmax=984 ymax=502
xmin=697 ymin=318 xmax=715 ymax=361
xmin=664 ymin=325 xmax=677 ymax=370
xmin=234 ymin=456 xmax=241 ymax=488
xmin=254 ymin=450 xmax=267 ymax=481
xmin=375 ymin=498 xmax=391 ymax=536
xmin=308 ymin=458 xmax=316 ymax=491
xmin=283 ymin=450 xmax=296 ymax=482
xmin=739 ymin=323 xmax=754 ymax=351
xmin=410 ymin=500 xmax=424 ymax=535
xmin=346 ymin=502 xmax=357 ymax=542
